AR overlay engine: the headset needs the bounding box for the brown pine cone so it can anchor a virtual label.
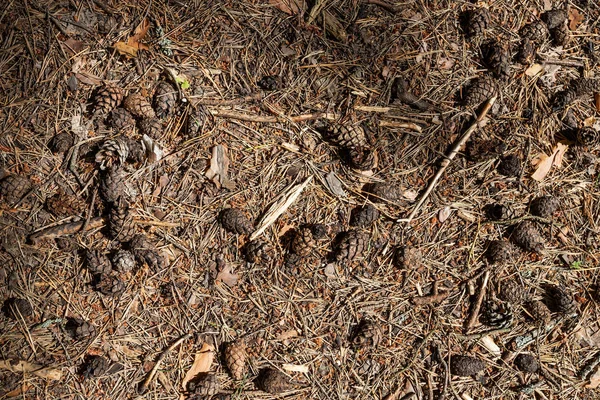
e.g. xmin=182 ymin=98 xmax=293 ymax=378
xmin=352 ymin=318 xmax=382 ymax=349
xmin=65 ymin=318 xmax=97 ymax=340
xmin=255 ymin=368 xmax=293 ymax=394
xmin=49 ymin=132 xmax=74 ymax=154
xmin=541 ymin=9 xmax=567 ymax=30
xmin=112 ymin=249 xmax=136 ymax=273
xmin=485 ymin=203 xmax=519 ymax=220
xmin=344 ymin=146 xmax=375 ymax=171
xmin=393 ymin=246 xmax=422 ymax=269
xmin=466 ymin=8 xmax=491 ymax=38
xmin=480 ymin=300 xmax=513 ymax=328
xmin=326 ymin=124 xmax=368 ymax=148
xmin=108 ymin=108 xmax=136 ymax=132
xmin=350 ymin=204 xmax=380 ymax=227
xmin=128 ymin=235 xmax=165 ymax=271
xmin=99 ymin=167 xmax=126 ymax=204
xmin=0 ymin=174 xmax=32 ymax=206
xmin=576 ymin=127 xmax=600 ymax=147
xmin=483 ymin=41 xmax=511 ymax=81
xmin=498 ymin=279 xmax=526 ymax=305
xmin=450 ymin=355 xmax=485 ymax=376
xmin=486 ymin=240 xmax=517 ymax=264
xmin=525 ymin=300 xmax=552 ymax=324
xmin=218 ymin=208 xmax=253 ymax=235
xmin=514 ymin=354 xmax=539 ymax=373
xmin=552 ymin=89 xmax=577 ymax=112
xmin=95 ymin=137 xmax=129 ymax=170
xmin=94 ymin=271 xmax=126 ymax=296
xmin=108 ymin=202 xmax=136 ymax=242
xmin=188 ymin=373 xmax=219 ymax=398
xmin=463 ymin=76 xmax=498 ymax=108
xmin=466 ymin=137 xmax=506 ymax=161
xmin=291 ymin=226 xmax=316 ymax=256
xmin=123 ymin=93 xmax=156 ymax=119
xmin=511 ymin=221 xmax=544 ymax=253
xmin=138 ymin=118 xmax=163 ymax=140
xmin=244 ymin=239 xmax=274 ymax=264
xmin=257 ymin=75 xmax=281 ymax=91
xmin=520 ymin=20 xmax=549 ymax=44
xmin=529 ymin=195 xmax=559 ymax=217
xmin=82 ymin=355 xmax=111 ymax=379
xmin=46 ymin=190 xmax=86 ymax=217
xmin=123 ymin=137 xmax=145 ymax=163
xmin=551 ymin=23 xmax=569 ymax=46
xmin=334 ymin=229 xmax=369 ymax=263
xmin=153 ymin=81 xmax=177 ymax=119
xmin=186 ymin=104 xmax=212 ymax=135
xmin=85 ymin=249 xmax=112 ymax=274
xmin=2 ymin=297 xmax=33 ymax=319
xmin=363 ymin=182 xmax=403 ymax=203
xmin=224 ymin=340 xmax=247 ymax=381
xmin=546 ymin=285 xmax=578 ymax=315
xmin=517 ymin=38 xmax=536 ymax=64
xmin=497 ymin=154 xmax=522 ymax=177
xmin=93 ymin=84 xmax=123 ymax=115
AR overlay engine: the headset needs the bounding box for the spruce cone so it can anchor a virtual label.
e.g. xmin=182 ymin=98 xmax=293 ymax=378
xmin=541 ymin=9 xmax=567 ymax=30
xmin=93 ymin=84 xmax=123 ymax=115
xmin=483 ymin=41 xmax=511 ymax=81
xmin=350 ymin=204 xmax=380 ymax=227
xmin=244 ymin=239 xmax=274 ymax=264
xmin=108 ymin=202 xmax=136 ymax=242
xmin=521 ymin=20 xmax=549 ymax=44
xmin=352 ymin=319 xmax=382 ymax=349
xmin=335 ymin=230 xmax=369 ymax=263
xmin=530 ymin=195 xmax=559 ymax=217
xmin=2 ymin=297 xmax=33 ymax=319
xmin=526 ymin=300 xmax=552 ymax=324
xmin=517 ymin=38 xmax=536 ymax=64
xmin=514 ymin=354 xmax=539 ymax=373
xmin=480 ymin=300 xmax=513 ymax=328
xmin=108 ymin=108 xmax=136 ymax=132
xmin=291 ymin=226 xmax=317 ymax=256
xmin=498 ymin=279 xmax=525 ymax=305
xmin=153 ymin=81 xmax=177 ymax=118
xmin=551 ymin=23 xmax=569 ymax=46
xmin=255 ymin=368 xmax=293 ymax=394
xmin=49 ymin=132 xmax=74 ymax=154
xmin=186 ymin=104 xmax=212 ymax=135
xmin=224 ymin=340 xmax=247 ymax=380
xmin=128 ymin=234 xmax=164 ymax=271
xmin=393 ymin=246 xmax=423 ymax=269
xmin=218 ymin=208 xmax=253 ymax=235
xmin=112 ymin=249 xmax=136 ymax=273
xmin=497 ymin=154 xmax=522 ymax=177
xmin=463 ymin=76 xmax=498 ymax=108
xmin=344 ymin=146 xmax=375 ymax=171
xmin=553 ymin=79 xmax=600 ymax=112
xmin=65 ymin=318 xmax=97 ymax=340
xmin=138 ymin=118 xmax=163 ymax=140
xmin=326 ymin=124 xmax=368 ymax=148
xmin=99 ymin=167 xmax=126 ymax=204
xmin=450 ymin=355 xmax=485 ymax=376
xmin=0 ymin=174 xmax=32 ymax=206
xmin=552 ymin=89 xmax=577 ymax=111
xmin=257 ymin=75 xmax=280 ymax=91
xmin=465 ymin=8 xmax=491 ymax=38
xmin=546 ymin=285 xmax=578 ymax=315
xmin=95 ymin=138 xmax=129 ymax=170
xmin=188 ymin=373 xmax=220 ymax=398
xmin=486 ymin=240 xmax=517 ymax=264
xmin=364 ymin=182 xmax=403 ymax=203
xmin=82 ymin=355 xmax=111 ymax=379
xmin=46 ymin=190 xmax=86 ymax=217
xmin=576 ymin=127 xmax=600 ymax=147
xmin=511 ymin=221 xmax=544 ymax=253
xmin=123 ymin=137 xmax=145 ymax=163
xmin=123 ymin=93 xmax=156 ymax=119
xmin=94 ymin=272 xmax=126 ymax=296
xmin=85 ymin=249 xmax=112 ymax=274
xmin=485 ymin=203 xmax=519 ymax=220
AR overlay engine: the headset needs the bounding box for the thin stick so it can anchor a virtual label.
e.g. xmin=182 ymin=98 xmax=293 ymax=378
xmin=379 ymin=120 xmax=422 ymax=132
xmin=191 ymin=93 xmax=262 ymax=105
xmin=464 ymin=270 xmax=491 ymax=331
xmin=138 ymin=333 xmax=192 ymax=394
xmin=29 ymin=217 xmax=106 ymax=244
xmin=400 ymin=96 xmax=496 ymax=223
xmin=210 ymin=110 xmax=338 ymax=123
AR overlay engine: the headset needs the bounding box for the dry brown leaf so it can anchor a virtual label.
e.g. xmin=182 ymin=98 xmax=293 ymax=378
xmin=127 ymin=18 xmax=151 ymax=50
xmin=216 ymin=264 xmax=239 ymax=287
xmin=74 ymin=72 xmax=102 ymax=86
xmin=568 ymin=7 xmax=585 ymax=30
xmin=0 ymin=359 xmax=63 ymax=380
xmin=205 ymin=144 xmax=231 ymax=189
xmin=531 ymin=143 xmax=568 ymax=181
xmin=268 ymin=0 xmax=304 ymax=15
xmin=181 ymin=343 xmax=215 ymax=390
xmin=62 ymin=38 xmax=86 ymax=54
xmin=5 ymin=383 xmax=31 ymax=398
xmin=157 ymin=370 xmax=175 ymax=392
xmin=113 ymin=41 xmax=139 ymax=58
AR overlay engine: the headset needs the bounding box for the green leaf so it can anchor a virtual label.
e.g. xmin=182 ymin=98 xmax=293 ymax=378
xmin=175 ymin=76 xmax=190 ymax=90
xmin=570 ymin=260 xmax=583 ymax=270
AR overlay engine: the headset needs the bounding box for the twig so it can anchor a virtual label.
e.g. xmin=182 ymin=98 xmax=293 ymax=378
xmin=379 ymin=120 xmax=422 ymax=132
xmin=138 ymin=333 xmax=192 ymax=394
xmin=464 ymin=270 xmax=491 ymax=331
xmin=29 ymin=217 xmax=106 ymax=244
xmin=542 ymin=59 xmax=584 ymax=68
xmin=190 ymin=93 xmax=262 ymax=105
xmin=80 ymin=187 xmax=97 ymax=233
xmin=454 ymin=327 xmax=511 ymax=340
xmin=411 ymin=281 xmax=450 ymax=305
xmin=210 ymin=110 xmax=338 ymax=123
xmin=400 ymin=96 xmax=496 ymax=223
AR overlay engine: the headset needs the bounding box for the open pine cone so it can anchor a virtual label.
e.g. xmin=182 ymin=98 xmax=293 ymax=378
xmin=95 ymin=138 xmax=129 ymax=170
xmin=0 ymin=174 xmax=32 ymax=206
xmin=153 ymin=81 xmax=177 ymax=118
xmin=123 ymin=93 xmax=156 ymax=119
xmin=93 ymin=84 xmax=123 ymax=115
xmin=108 ymin=202 xmax=136 ymax=242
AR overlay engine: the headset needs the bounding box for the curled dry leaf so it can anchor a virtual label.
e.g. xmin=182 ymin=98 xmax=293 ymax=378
xmin=0 ymin=359 xmax=63 ymax=380
xmin=181 ymin=343 xmax=215 ymax=390
xmin=568 ymin=7 xmax=584 ymax=31
xmin=205 ymin=144 xmax=233 ymax=189
xmin=142 ymin=134 xmax=163 ymax=163
xmin=216 ymin=264 xmax=239 ymax=287
xmin=531 ymin=143 xmax=568 ymax=181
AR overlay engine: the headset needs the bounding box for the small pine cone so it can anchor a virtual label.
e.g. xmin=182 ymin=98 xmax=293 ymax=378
xmin=186 ymin=104 xmax=212 ymax=135
xmin=255 ymin=368 xmax=293 ymax=394
xmin=188 ymin=373 xmax=220 ymax=398
xmin=511 ymin=221 xmax=544 ymax=253
xmin=49 ymin=132 xmax=74 ymax=154
xmin=352 ymin=319 xmax=382 ymax=349
xmin=138 ymin=118 xmax=163 ymax=140
xmin=65 ymin=318 xmax=97 ymax=340
xmin=350 ymin=204 xmax=380 ymax=227
xmin=94 ymin=272 xmax=126 ymax=296
xmin=309 ymin=223 xmax=329 ymax=240
xmin=108 ymin=108 xmax=136 ymax=132
xmin=552 ymin=89 xmax=576 ymax=112
xmin=393 ymin=246 xmax=423 ymax=269
xmin=224 ymin=340 xmax=247 ymax=380
xmin=123 ymin=93 xmax=156 ymax=119
xmin=244 ymin=239 xmax=274 ymax=264
xmin=123 ymin=137 xmax=145 ymax=163
xmin=517 ymin=38 xmax=536 ymax=64
xmin=486 ymin=240 xmax=517 ymax=264
xmin=2 ymin=297 xmax=33 ymax=319
xmin=450 ymin=355 xmax=486 ymax=376
xmin=485 ymin=203 xmax=519 ymax=220
xmin=46 ymin=190 xmax=86 ymax=217
xmin=93 ymin=84 xmax=123 ymax=115
xmin=551 ymin=23 xmax=569 ymax=46
xmin=108 ymin=203 xmax=136 ymax=242
xmin=530 ymin=195 xmax=559 ymax=217
xmin=128 ymin=234 xmax=164 ymax=271
xmin=521 ymin=21 xmax=549 ymax=44
xmin=326 ymin=124 xmax=368 ymax=148
xmin=0 ymin=175 xmax=32 ymax=206
xmin=112 ymin=250 xmax=136 ymax=273
xmin=498 ymin=280 xmax=525 ymax=305
xmin=99 ymin=167 xmax=126 ymax=204
xmin=483 ymin=41 xmax=511 ymax=81
xmin=542 ymin=9 xmax=567 ymax=30
xmin=364 ymin=182 xmax=403 ymax=203
xmin=291 ymin=226 xmax=317 ymax=256
xmin=85 ymin=249 xmax=112 ymax=274
xmin=480 ymin=300 xmax=513 ymax=328
xmin=153 ymin=81 xmax=177 ymax=118
xmin=463 ymin=76 xmax=498 ymax=108
xmin=526 ymin=300 xmax=552 ymax=324
xmin=218 ymin=208 xmax=253 ymax=235
xmin=95 ymin=138 xmax=129 ymax=170
xmin=546 ymin=285 xmax=578 ymax=315
xmin=335 ymin=229 xmax=369 ymax=263
xmin=284 ymin=252 xmax=302 ymax=269
xmin=344 ymin=146 xmax=375 ymax=171
xmin=82 ymin=355 xmax=111 ymax=379
xmin=576 ymin=127 xmax=600 ymax=147
xmin=466 ymin=8 xmax=491 ymax=38
xmin=257 ymin=75 xmax=281 ymax=91
xmin=574 ymin=78 xmax=600 ymax=96
xmin=514 ymin=354 xmax=539 ymax=373
xmin=497 ymin=154 xmax=522 ymax=177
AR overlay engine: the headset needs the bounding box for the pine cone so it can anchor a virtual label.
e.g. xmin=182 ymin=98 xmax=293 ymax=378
xmin=554 ymin=79 xmax=600 ymax=111
xmin=138 ymin=118 xmax=163 ymax=140
xmin=466 ymin=8 xmax=491 ymax=38
xmin=224 ymin=340 xmax=247 ymax=380
xmin=0 ymin=174 xmax=32 ymax=206
xmin=123 ymin=93 xmax=156 ymax=119
xmin=108 ymin=108 xmax=136 ymax=133
xmin=82 ymin=355 xmax=111 ymax=379
xmin=517 ymin=38 xmax=536 ymax=64
xmin=463 ymin=76 xmax=498 ymax=108
xmin=552 ymin=89 xmax=576 ymax=111
xmin=576 ymin=127 xmax=600 ymax=147
xmin=486 ymin=240 xmax=517 ymax=264
xmin=123 ymin=137 xmax=145 ymax=163
xmin=363 ymin=182 xmax=403 ymax=203
xmin=480 ymin=300 xmax=513 ymax=328
xmin=244 ymin=239 xmax=274 ymax=264
xmin=188 ymin=373 xmax=220 ymax=398
xmin=65 ymin=318 xmax=97 ymax=340
xmin=291 ymin=226 xmax=316 ymax=256
xmin=93 ymin=84 xmax=123 ymax=115
xmin=546 ymin=285 xmax=578 ymax=315
xmin=112 ymin=249 xmax=136 ymax=273
xmin=335 ymin=230 xmax=369 ymax=263
xmin=95 ymin=138 xmax=129 ymax=170
xmin=257 ymin=75 xmax=281 ymax=91
xmin=525 ymin=300 xmax=552 ymax=324
xmin=255 ymin=368 xmax=293 ymax=394
xmin=542 ymin=9 xmax=567 ymax=30
xmin=326 ymin=124 xmax=368 ymax=148
xmin=2 ymin=297 xmax=33 ymax=319
xmin=483 ymin=41 xmax=511 ymax=81
xmin=99 ymin=167 xmax=126 ymax=204
xmin=153 ymin=81 xmax=177 ymax=118
xmin=108 ymin=202 xmax=136 ymax=242
xmin=344 ymin=146 xmax=375 ymax=171
xmin=393 ymin=246 xmax=423 ymax=269
xmin=551 ymin=23 xmax=569 ymax=46
xmin=350 ymin=204 xmax=380 ymax=227
xmin=309 ymin=223 xmax=329 ymax=240
xmin=450 ymin=355 xmax=485 ymax=376
xmin=497 ymin=154 xmax=522 ymax=177
xmin=218 ymin=208 xmax=253 ymax=235
xmin=529 ymin=195 xmax=559 ymax=217
xmin=186 ymin=104 xmax=212 ymax=135
xmin=352 ymin=318 xmax=382 ymax=349
xmin=85 ymin=249 xmax=112 ymax=274
xmin=514 ymin=354 xmax=539 ymax=373
xmin=466 ymin=137 xmax=506 ymax=161
xmin=94 ymin=272 xmax=126 ymax=296
xmin=521 ymin=20 xmax=549 ymax=44
xmin=511 ymin=221 xmax=544 ymax=253
xmin=498 ymin=279 xmax=525 ymax=305
xmin=485 ymin=203 xmax=519 ymax=220
xmin=46 ymin=190 xmax=86 ymax=217
xmin=128 ymin=234 xmax=164 ymax=271
xmin=49 ymin=132 xmax=74 ymax=154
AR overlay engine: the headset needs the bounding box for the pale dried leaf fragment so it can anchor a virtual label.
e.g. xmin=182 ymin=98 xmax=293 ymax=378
xmin=0 ymin=359 xmax=63 ymax=380
xmin=438 ymin=206 xmax=452 ymax=222
xmin=525 ymin=63 xmax=544 ymax=77
xmin=324 ymin=172 xmax=346 ymax=197
xmin=142 ymin=134 xmax=163 ymax=163
xmin=479 ymin=336 xmax=501 ymax=357
xmin=568 ymin=7 xmax=585 ymax=31
xmin=586 ymin=365 xmax=600 ymax=389
xmin=181 ymin=343 xmax=215 ymax=390
xmin=282 ymin=363 xmax=309 ymax=373
xmin=157 ymin=371 xmax=174 ymax=392
xmin=268 ymin=0 xmax=305 ymax=14
xmin=205 ymin=144 xmax=234 ymax=189
xmin=216 ymin=263 xmax=239 ymax=287
xmin=531 ymin=143 xmax=568 ymax=181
